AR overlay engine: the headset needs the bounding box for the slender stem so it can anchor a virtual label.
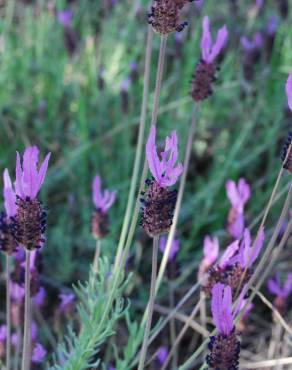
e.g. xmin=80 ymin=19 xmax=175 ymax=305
xmin=6 ymin=255 xmax=11 ymax=370
xmin=21 ymin=250 xmax=31 ymax=370
xmin=137 ymin=236 xmax=159 ymax=370
xmin=93 ymin=239 xmax=101 ymax=274
xmin=114 ymin=26 xmax=153 ymax=272
xmin=161 ymin=298 xmax=202 ymax=370
xmin=169 ymin=282 xmax=177 ymax=369
xmin=14 ymin=325 xmax=22 ymax=370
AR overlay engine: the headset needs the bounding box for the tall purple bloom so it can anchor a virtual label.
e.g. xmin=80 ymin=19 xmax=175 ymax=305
xmin=12 ymin=146 xmax=50 ymax=251
xmin=191 ymin=16 xmax=228 ymax=101
xmin=226 ymin=178 xmax=251 ymax=239
xmin=141 ymin=126 xmax=182 ymax=236
xmin=207 ymin=283 xmax=240 ymax=369
xmin=92 ymin=175 xmax=116 ymax=239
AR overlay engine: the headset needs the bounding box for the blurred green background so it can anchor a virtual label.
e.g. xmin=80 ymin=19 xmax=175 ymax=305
xmin=0 ymin=0 xmax=291 ymax=294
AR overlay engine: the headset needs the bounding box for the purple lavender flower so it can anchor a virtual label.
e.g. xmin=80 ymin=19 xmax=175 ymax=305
xmin=146 ymin=125 xmax=183 ymax=188
xmin=15 ymin=146 xmax=50 ymax=200
xmin=226 ymin=179 xmax=251 ymax=214
xmin=92 ymin=175 xmax=116 ymax=212
xmin=203 ymin=236 xmax=219 ymax=267
xmin=226 ymin=178 xmax=251 ymax=239
xmin=59 ymin=293 xmax=75 ymax=313
xmin=240 ymin=32 xmax=263 ymax=52
xmin=3 ymin=169 xmax=17 ymax=218
xmin=286 ymin=70 xmax=292 ymax=111
xmin=219 ymin=240 xmax=239 ymax=268
xmin=207 ymin=283 xmax=241 ymax=369
xmin=268 ymin=272 xmax=292 ymax=299
xmin=159 ymin=236 xmax=180 ymax=262
xmin=157 ymin=346 xmax=169 ymax=365
xmin=57 ymin=10 xmax=73 ymax=28
xmin=200 ymin=16 xmax=228 ymax=64
xmin=32 ymin=343 xmax=47 ymax=363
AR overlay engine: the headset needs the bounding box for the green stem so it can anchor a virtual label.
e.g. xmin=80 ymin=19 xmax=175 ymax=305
xmin=114 ymin=26 xmax=153 ymax=272
xmin=93 ymin=239 xmax=101 ymax=274
xmin=137 ymin=236 xmax=159 ymax=370
xmin=21 ymin=250 xmax=31 ymax=370
xmin=6 ymin=255 xmax=11 ymax=370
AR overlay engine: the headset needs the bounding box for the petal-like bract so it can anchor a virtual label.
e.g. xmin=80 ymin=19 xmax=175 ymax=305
xmin=3 ymin=169 xmax=17 ymax=217
xmin=286 ymin=70 xmax=292 ymax=111
xmin=92 ymin=175 xmax=116 ymax=212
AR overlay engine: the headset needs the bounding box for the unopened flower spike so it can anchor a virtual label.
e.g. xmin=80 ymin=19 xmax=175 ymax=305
xmin=12 ymin=146 xmax=50 ymax=251
xmin=92 ymin=175 xmax=116 ymax=239
xmin=281 ymin=71 xmax=292 ymax=173
xmin=141 ymin=125 xmax=183 ymax=237
xmin=0 ymin=169 xmax=18 ymax=255
xmin=148 ymin=0 xmax=196 ymax=35
xmin=268 ymin=272 xmax=292 ymax=315
xmin=206 ymin=283 xmax=241 ymax=370
xmin=190 ymin=15 xmax=228 ymax=101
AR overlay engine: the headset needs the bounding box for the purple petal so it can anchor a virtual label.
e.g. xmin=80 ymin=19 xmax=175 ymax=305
xmin=15 ymin=152 xmax=24 ymax=198
xmin=3 ymin=169 xmax=17 ymax=217
xmin=249 ymin=228 xmax=265 ymax=266
xmin=211 ymin=283 xmax=234 ymax=335
xmin=0 ymin=325 xmax=7 ymax=341
xmin=203 ymin=236 xmax=219 ymax=266
xmin=159 ymin=236 xmax=180 ymax=262
xmin=219 ymin=240 xmax=239 ymax=268
xmin=93 ymin=175 xmax=102 ymax=209
xmin=237 ymin=178 xmax=251 ymax=205
xmin=59 ymin=293 xmax=75 ymax=312
xmin=201 ymin=16 xmax=212 ymax=63
xmin=286 ymin=70 xmax=292 ymax=111
xmin=33 ymin=287 xmax=46 ymax=307
xmin=32 ymin=343 xmax=47 ymax=363
xmin=35 ymin=152 xmax=51 ymax=198
xmin=226 ymin=180 xmax=241 ymax=210
xmin=268 ymin=277 xmax=284 ymax=297
xmin=23 ymin=146 xmax=39 ymax=198
xmin=57 ymin=10 xmax=73 ymax=28
xmin=157 ymin=346 xmax=169 ymax=365
xmin=146 ymin=125 xmax=163 ymax=184
xmin=208 ymin=25 xmax=228 ymax=62
xmin=228 ymin=212 xmax=245 ymax=239
xmin=10 ymin=282 xmax=25 ymax=302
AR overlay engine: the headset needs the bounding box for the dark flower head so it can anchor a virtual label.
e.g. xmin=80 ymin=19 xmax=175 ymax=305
xmin=146 ymin=125 xmax=183 ymax=188
xmin=15 ymin=146 xmax=50 ymax=200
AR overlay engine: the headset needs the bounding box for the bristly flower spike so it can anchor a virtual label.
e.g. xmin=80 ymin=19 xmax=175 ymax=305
xmin=91 ymin=175 xmax=116 ymax=239
xmin=148 ymin=0 xmax=196 ymax=35
xmin=12 ymin=146 xmax=50 ymax=251
xmin=141 ymin=125 xmax=183 ymax=237
xmin=206 ymin=283 xmax=241 ymax=370
xmin=190 ymin=15 xmax=228 ymax=101
xmin=0 ymin=170 xmax=18 ymax=255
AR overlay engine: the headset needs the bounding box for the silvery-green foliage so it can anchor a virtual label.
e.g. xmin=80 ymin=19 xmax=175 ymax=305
xmin=49 ymin=259 xmax=129 ymax=370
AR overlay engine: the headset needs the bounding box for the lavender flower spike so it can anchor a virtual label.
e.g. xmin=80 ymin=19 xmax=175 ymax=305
xmin=286 ymin=70 xmax=292 ymax=111
xmin=92 ymin=175 xmax=116 ymax=212
xmin=146 ymin=125 xmax=183 ymax=188
xmin=201 ymin=16 xmax=228 ymax=64
xmin=3 ymin=169 xmax=17 ymax=217
xmin=15 ymin=146 xmax=51 ymax=200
